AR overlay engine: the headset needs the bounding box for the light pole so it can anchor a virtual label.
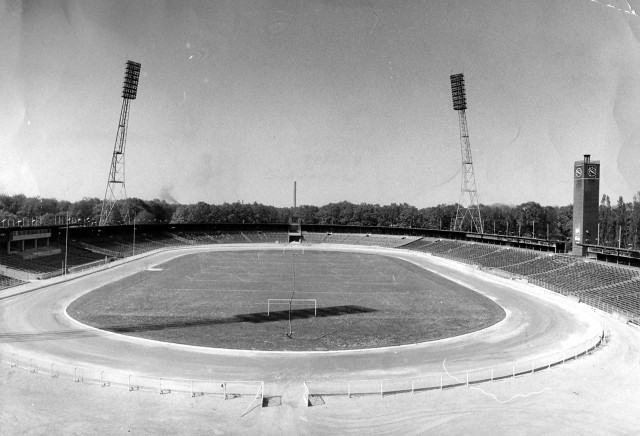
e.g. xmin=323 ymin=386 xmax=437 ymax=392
xmin=618 ymin=226 xmax=622 ymax=249
xmin=100 ymin=60 xmax=142 ymax=226
xmin=132 ymin=214 xmax=136 ymax=256
xmin=64 ymin=212 xmax=69 ymax=275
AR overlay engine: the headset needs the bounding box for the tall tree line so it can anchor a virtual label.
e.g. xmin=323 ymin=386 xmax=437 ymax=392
xmin=0 ymin=193 xmax=638 ymax=248
xmin=599 ymin=194 xmax=640 ymax=249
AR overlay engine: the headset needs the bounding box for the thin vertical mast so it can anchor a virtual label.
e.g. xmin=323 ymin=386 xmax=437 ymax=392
xmin=450 ymin=73 xmax=482 ymax=233
xmin=99 ymin=60 xmax=141 ymax=226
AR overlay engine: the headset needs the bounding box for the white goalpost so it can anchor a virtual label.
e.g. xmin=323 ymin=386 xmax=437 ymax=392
xmin=267 ymin=299 xmax=317 ymax=316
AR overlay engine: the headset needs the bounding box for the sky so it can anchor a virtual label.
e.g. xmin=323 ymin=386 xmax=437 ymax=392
xmin=1 ymin=0 xmax=639 ymax=208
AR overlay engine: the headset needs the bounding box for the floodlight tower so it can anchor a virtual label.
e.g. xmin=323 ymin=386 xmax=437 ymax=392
xmin=450 ymin=73 xmax=483 ymax=233
xmin=99 ymin=60 xmax=142 ymax=226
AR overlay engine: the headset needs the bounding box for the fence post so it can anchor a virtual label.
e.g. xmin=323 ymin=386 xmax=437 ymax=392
xmin=491 ymin=368 xmax=493 ymax=381
xmin=380 ymin=380 xmax=383 ymax=398
xmin=159 ymin=378 xmax=162 ymax=394
xmin=466 ymin=372 xmax=469 ymax=387
xmin=51 ymin=363 xmax=57 ymax=378
xmin=75 ymin=367 xmax=79 ymax=382
xmin=224 ymin=382 xmax=227 ymax=400
xmin=348 ymin=381 xmax=351 ymax=398
xmin=411 ymin=380 xmax=414 ymax=394
xmin=440 ymin=375 xmax=443 ymax=390
xmin=29 ymin=359 xmax=35 ymax=373
xmin=512 ymin=364 xmax=515 ymax=379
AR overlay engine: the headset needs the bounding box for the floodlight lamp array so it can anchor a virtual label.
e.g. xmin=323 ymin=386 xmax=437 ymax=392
xmin=450 ymin=73 xmax=467 ymax=111
xmin=122 ymin=60 xmax=141 ymax=100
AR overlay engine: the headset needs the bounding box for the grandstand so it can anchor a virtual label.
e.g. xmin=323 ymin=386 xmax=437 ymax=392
xmin=500 ymin=253 xmax=575 ymax=276
xmin=80 ymin=232 xmax=186 ymax=257
xmin=0 ymin=241 xmax=106 ymax=279
xmin=302 ymin=232 xmax=419 ymax=248
xmin=473 ymin=247 xmax=539 ymax=269
xmin=172 ymin=231 xmax=289 ymax=244
xmin=0 ymin=273 xmax=25 ymax=290
xmin=399 ymin=237 xmax=640 ymax=323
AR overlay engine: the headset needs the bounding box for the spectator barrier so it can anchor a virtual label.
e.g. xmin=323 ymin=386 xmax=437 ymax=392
xmin=303 ymin=328 xmax=606 ymax=405
xmin=0 ymin=349 xmax=263 ymax=414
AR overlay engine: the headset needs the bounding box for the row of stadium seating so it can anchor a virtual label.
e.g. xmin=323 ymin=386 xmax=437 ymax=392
xmin=399 ymin=238 xmax=640 ymax=322
xmin=0 ymin=273 xmax=25 ymax=290
xmin=0 ymin=242 xmax=105 ymax=275
xmin=501 ymin=254 xmax=574 ymax=276
xmin=302 ymin=232 xmax=419 ymax=248
xmin=172 ymin=231 xmax=414 ymax=247
xmin=79 ymin=233 xmax=187 ymax=256
xmin=534 ymin=261 xmax=637 ymax=294
xmin=173 ymin=231 xmax=289 ymax=244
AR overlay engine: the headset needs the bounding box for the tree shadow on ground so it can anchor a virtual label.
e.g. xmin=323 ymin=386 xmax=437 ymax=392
xmin=104 ymin=305 xmax=377 ymax=334
xmin=0 ymin=305 xmax=377 ymax=342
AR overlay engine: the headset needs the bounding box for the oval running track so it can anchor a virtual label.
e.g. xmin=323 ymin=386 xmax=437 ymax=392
xmin=0 ymin=245 xmax=602 ymax=388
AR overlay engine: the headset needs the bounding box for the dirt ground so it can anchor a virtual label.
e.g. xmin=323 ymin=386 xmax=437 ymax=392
xmin=2 ymin=312 xmax=639 ymax=435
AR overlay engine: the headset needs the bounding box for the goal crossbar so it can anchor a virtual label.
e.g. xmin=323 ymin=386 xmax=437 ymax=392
xmin=267 ymin=299 xmax=317 ymax=316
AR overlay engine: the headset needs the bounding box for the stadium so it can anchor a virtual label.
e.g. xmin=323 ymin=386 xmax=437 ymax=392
xmin=2 ymin=2 xmax=640 ymax=434
xmin=1 ymin=216 xmax=639 ymax=433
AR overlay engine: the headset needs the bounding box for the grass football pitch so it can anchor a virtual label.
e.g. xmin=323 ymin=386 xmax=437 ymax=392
xmin=68 ymin=249 xmax=505 ymax=351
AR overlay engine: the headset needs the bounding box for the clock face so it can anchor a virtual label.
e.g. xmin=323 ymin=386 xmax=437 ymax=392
xmin=587 ymin=165 xmax=597 ymax=178
xmin=575 ymin=166 xmax=583 ymax=178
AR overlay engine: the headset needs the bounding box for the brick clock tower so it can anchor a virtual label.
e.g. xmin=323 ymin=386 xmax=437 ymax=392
xmin=572 ymin=155 xmax=600 ymax=256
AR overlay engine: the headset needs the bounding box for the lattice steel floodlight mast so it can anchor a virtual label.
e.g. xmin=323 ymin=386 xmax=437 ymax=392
xmin=99 ymin=60 xmax=142 ymax=226
xmin=450 ymin=73 xmax=483 ymax=233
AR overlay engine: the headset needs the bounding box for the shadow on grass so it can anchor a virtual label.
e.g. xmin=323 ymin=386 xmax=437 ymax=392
xmin=104 ymin=305 xmax=377 ymax=334
xmin=0 ymin=305 xmax=377 ymax=342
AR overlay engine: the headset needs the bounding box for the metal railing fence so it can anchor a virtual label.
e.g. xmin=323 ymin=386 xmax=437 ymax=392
xmin=304 ymin=328 xmax=605 ymax=402
xmin=0 ymin=349 xmax=263 ymax=401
